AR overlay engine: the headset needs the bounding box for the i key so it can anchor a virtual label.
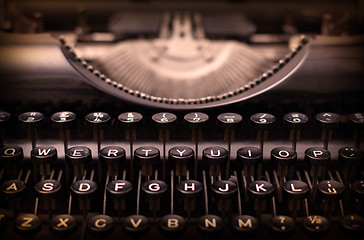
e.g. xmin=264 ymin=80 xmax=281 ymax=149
xmin=237 ymin=147 xmax=263 ymax=178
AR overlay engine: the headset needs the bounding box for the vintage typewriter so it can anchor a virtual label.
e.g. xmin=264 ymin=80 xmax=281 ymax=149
xmin=0 ymin=0 xmax=363 ymax=239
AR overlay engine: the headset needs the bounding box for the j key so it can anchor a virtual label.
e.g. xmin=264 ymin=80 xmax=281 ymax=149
xmin=315 ymin=112 xmax=340 ymax=149
xmin=168 ymin=146 xmax=194 ymax=177
xmin=66 ymin=146 xmax=92 ymax=177
xmin=71 ymin=179 xmax=98 ymax=212
xmin=14 ymin=213 xmax=42 ymax=235
xmin=203 ymin=146 xmax=228 ymax=178
xmin=160 ymin=214 xmax=186 ymax=235
xmin=18 ymin=111 xmax=44 ymax=149
xmin=0 ymin=145 xmax=23 ymax=177
xmin=50 ymin=214 xmax=77 ymax=235
xmin=341 ymin=215 xmax=364 ymax=234
xmin=99 ymin=146 xmax=126 ymax=177
xmin=198 ymin=215 xmax=224 ymax=234
xmin=232 ymin=215 xmax=259 ymax=234
xmin=303 ymin=215 xmax=330 ymax=235
xmin=134 ymin=146 xmax=160 ymax=177
xmin=0 ymin=111 xmax=11 ymax=146
xmin=87 ymin=215 xmax=114 ymax=235
xmin=236 ymin=147 xmax=262 ymax=177
xmin=123 ymin=215 xmax=149 ymax=235
xmin=31 ymin=146 xmax=57 ymax=176
xmin=211 ymin=180 xmax=237 ymax=213
xmin=270 ymin=215 xmax=295 ymax=234
xmin=106 ymin=180 xmax=133 ymax=211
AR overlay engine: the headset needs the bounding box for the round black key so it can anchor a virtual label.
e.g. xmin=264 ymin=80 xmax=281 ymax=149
xmin=271 ymin=147 xmax=297 ymax=166
xmin=349 ymin=113 xmax=364 ymax=125
xmin=0 ymin=145 xmax=23 ymax=165
xmin=315 ymin=112 xmax=340 ymax=128
xmin=250 ymin=113 xmax=275 ymax=129
xmin=184 ymin=112 xmax=209 ymax=127
xmin=51 ymin=111 xmax=76 ymax=127
xmin=176 ymin=180 xmax=203 ymax=198
xmin=118 ymin=112 xmax=143 ymax=129
xmin=338 ymin=147 xmax=364 ymax=165
xmin=283 ymin=180 xmax=309 ymax=200
xmin=85 ymin=112 xmax=111 ymax=127
xmin=134 ymin=146 xmax=160 ymax=165
xmin=169 ymin=146 xmax=194 ymax=164
xmin=66 ymin=146 xmax=92 ymax=165
xmin=141 ymin=180 xmax=168 ymax=198
xmin=0 ymin=111 xmax=11 ymax=123
xmin=152 ymin=112 xmax=177 ymax=127
xmin=248 ymin=180 xmax=274 ymax=200
xmin=106 ymin=180 xmax=133 ymax=197
xmin=31 ymin=146 xmax=58 ymax=164
xmin=123 ymin=215 xmax=149 ymax=234
xmin=341 ymin=215 xmax=364 ymax=233
xmin=202 ymin=147 xmax=228 ymax=164
xmin=217 ymin=113 xmax=242 ymax=129
xmin=71 ymin=180 xmax=98 ymax=198
xmin=270 ymin=215 xmax=295 ymax=234
xmin=14 ymin=213 xmax=41 ymax=234
xmin=232 ymin=215 xmax=259 ymax=233
xmin=50 ymin=214 xmax=77 ymax=235
xmin=303 ymin=215 xmax=330 ymax=234
xmin=283 ymin=112 xmax=309 ymax=129
xmin=35 ymin=179 xmax=62 ymax=197
xmin=0 ymin=210 xmax=7 ymax=229
xmin=1 ymin=179 xmax=26 ymax=197
xmin=352 ymin=180 xmax=364 ymax=200
xmin=237 ymin=147 xmax=263 ymax=166
xmin=305 ymin=147 xmax=331 ymax=166
xmin=211 ymin=180 xmax=237 ymax=199
xmin=87 ymin=215 xmax=114 ymax=234
xmin=160 ymin=214 xmax=186 ymax=235
xmin=18 ymin=112 xmax=44 ymax=126
xmin=318 ymin=180 xmax=344 ymax=200
xmin=198 ymin=214 xmax=224 ymax=234
xmin=99 ymin=146 xmax=126 ymax=165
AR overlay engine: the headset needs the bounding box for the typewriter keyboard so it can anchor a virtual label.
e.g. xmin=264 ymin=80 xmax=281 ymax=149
xmin=0 ymin=110 xmax=363 ymax=240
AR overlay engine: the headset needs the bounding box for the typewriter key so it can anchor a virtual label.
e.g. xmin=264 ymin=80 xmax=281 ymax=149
xmin=35 ymin=179 xmax=62 ymax=211
xmin=99 ymin=146 xmax=126 ymax=177
xmin=71 ymin=179 xmax=98 ymax=212
xmin=134 ymin=146 xmax=160 ymax=177
xmin=251 ymin=113 xmax=275 ymax=151
xmin=283 ymin=180 xmax=309 ymax=217
xmin=203 ymin=146 xmax=228 ymax=179
xmin=341 ymin=214 xmax=364 ymax=234
xmin=318 ymin=180 xmax=344 ymax=215
xmin=123 ymin=215 xmax=149 ymax=234
xmin=176 ymin=180 xmax=202 ymax=217
xmin=237 ymin=147 xmax=262 ymax=177
xmin=271 ymin=147 xmax=297 ymax=185
xmin=303 ymin=215 xmax=330 ymax=235
xmin=142 ymin=180 xmax=168 ymax=213
xmin=31 ymin=145 xmax=57 ymax=177
xmin=18 ymin=111 xmax=44 ymax=149
xmin=0 ymin=145 xmax=23 ymax=177
xmin=349 ymin=112 xmax=364 ymax=148
xmin=197 ymin=214 xmax=224 ymax=234
xmin=338 ymin=147 xmax=364 ymax=183
xmin=211 ymin=180 xmax=237 ymax=214
xmin=248 ymin=180 xmax=274 ymax=218
xmin=87 ymin=214 xmax=114 ymax=235
xmin=168 ymin=146 xmax=194 ymax=178
xmin=14 ymin=213 xmax=42 ymax=234
xmin=66 ymin=146 xmax=92 ymax=177
xmin=50 ymin=214 xmax=77 ymax=235
xmin=270 ymin=215 xmax=295 ymax=234
xmin=232 ymin=215 xmax=259 ymax=234
xmin=160 ymin=214 xmax=186 ymax=235
xmin=315 ymin=112 xmax=340 ymax=149
xmin=0 ymin=111 xmax=11 ymax=146
xmin=106 ymin=180 xmax=133 ymax=211
xmin=283 ymin=112 xmax=308 ymax=150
